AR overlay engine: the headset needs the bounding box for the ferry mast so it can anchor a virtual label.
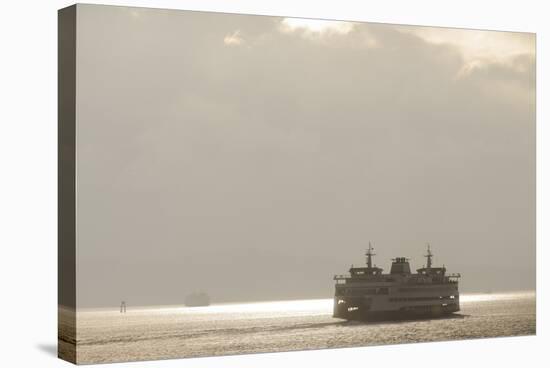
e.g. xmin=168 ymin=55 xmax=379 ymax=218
xmin=425 ymin=244 xmax=433 ymax=269
xmin=366 ymin=242 xmax=375 ymax=269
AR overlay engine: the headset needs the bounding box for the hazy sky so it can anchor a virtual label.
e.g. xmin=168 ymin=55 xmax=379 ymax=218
xmin=74 ymin=5 xmax=535 ymax=307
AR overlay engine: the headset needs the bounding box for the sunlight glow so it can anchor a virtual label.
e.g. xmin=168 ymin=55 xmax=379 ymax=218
xmin=280 ymin=18 xmax=354 ymax=35
xmin=77 ymin=292 xmax=534 ymax=317
xmin=460 ymin=291 xmax=535 ymax=303
xmin=224 ymin=30 xmax=244 ymax=46
xmin=397 ymin=26 xmax=535 ymax=78
xmin=182 ymin=299 xmax=332 ymax=315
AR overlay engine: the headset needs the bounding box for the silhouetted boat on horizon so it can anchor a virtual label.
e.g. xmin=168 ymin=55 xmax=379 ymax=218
xmin=185 ymin=292 xmax=210 ymax=307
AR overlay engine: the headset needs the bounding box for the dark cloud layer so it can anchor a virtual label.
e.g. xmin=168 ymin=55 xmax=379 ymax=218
xmin=74 ymin=5 xmax=535 ymax=307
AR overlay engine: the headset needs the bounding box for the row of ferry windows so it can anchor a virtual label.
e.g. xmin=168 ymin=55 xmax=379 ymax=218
xmin=390 ymin=295 xmax=456 ymax=302
xmin=336 ymin=288 xmax=457 ymax=296
xmin=336 ymin=288 xmax=389 ymax=296
xmin=398 ymin=287 xmax=456 ymax=293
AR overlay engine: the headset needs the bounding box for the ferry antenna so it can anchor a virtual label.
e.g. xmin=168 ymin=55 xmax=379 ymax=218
xmin=366 ymin=242 xmax=376 ymax=268
xmin=424 ymin=243 xmax=433 ymax=269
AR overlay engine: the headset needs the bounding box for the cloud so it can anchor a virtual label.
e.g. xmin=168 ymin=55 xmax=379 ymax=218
xmin=224 ymin=30 xmax=244 ymax=46
xmin=397 ymin=25 xmax=535 ymax=78
xmin=456 ymin=53 xmax=535 ymax=106
xmin=279 ymin=18 xmax=354 ymax=36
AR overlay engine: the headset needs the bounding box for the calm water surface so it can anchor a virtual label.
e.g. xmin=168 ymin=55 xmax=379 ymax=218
xmin=71 ymin=291 xmax=535 ymax=364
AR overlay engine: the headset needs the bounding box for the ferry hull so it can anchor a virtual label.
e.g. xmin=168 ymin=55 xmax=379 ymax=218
xmin=333 ymin=297 xmax=460 ymax=321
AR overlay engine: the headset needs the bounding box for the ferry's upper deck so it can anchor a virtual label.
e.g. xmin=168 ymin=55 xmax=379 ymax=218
xmin=334 ymin=244 xmax=460 ymax=285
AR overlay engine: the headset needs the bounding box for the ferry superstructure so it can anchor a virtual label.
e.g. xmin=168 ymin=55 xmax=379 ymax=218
xmin=333 ymin=244 xmax=460 ymax=320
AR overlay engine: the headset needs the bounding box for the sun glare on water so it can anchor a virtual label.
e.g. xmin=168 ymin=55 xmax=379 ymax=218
xmin=460 ymin=291 xmax=534 ymax=303
xmin=99 ymin=292 xmax=533 ymax=316
xmin=142 ymin=299 xmax=333 ymax=317
xmin=183 ymin=299 xmax=333 ymax=315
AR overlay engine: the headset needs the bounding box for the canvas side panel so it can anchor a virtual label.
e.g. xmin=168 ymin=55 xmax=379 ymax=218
xmin=58 ymin=4 xmax=77 ymax=365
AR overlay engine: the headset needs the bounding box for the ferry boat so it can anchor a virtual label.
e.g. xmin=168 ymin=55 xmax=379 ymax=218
xmin=333 ymin=244 xmax=460 ymax=321
xmin=185 ymin=292 xmax=210 ymax=307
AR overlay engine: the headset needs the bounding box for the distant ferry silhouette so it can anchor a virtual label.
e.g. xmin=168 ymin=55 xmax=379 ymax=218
xmin=185 ymin=292 xmax=210 ymax=307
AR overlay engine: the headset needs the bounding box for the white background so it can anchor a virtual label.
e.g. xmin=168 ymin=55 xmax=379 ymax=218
xmin=0 ymin=0 xmax=546 ymax=367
